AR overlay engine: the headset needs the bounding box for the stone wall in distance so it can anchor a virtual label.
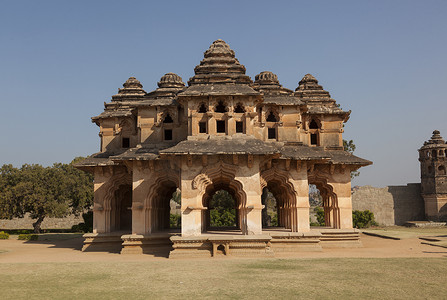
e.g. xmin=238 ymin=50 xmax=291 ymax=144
xmin=0 ymin=213 xmax=83 ymax=230
xmin=352 ymin=183 xmax=425 ymax=226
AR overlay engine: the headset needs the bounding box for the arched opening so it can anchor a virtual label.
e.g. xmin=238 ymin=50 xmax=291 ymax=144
xmin=308 ymin=181 xmax=339 ymax=228
xmin=215 ymin=101 xmax=227 ymax=113
xmin=432 ymin=150 xmax=437 ymax=158
xmin=163 ymin=113 xmax=173 ymax=123
xmin=309 ymin=184 xmax=324 ymax=226
xmin=198 ymin=103 xmax=208 ymax=113
xmin=309 ymin=119 xmax=319 ymax=129
xmin=234 ymin=103 xmax=245 ymax=113
xmin=169 ymin=188 xmax=181 ymax=229
xmin=266 ymin=111 xmax=278 ymax=122
xmin=261 ymin=187 xmax=279 ymax=228
xmin=202 ymin=182 xmax=244 ymax=233
xmin=151 ymin=180 xmax=179 ymax=232
xmin=208 ymin=190 xmax=237 ymax=229
xmin=112 ymin=184 xmax=132 ymax=232
xmin=439 ymin=165 xmax=446 ymax=175
xmin=261 ymin=177 xmax=297 ymax=231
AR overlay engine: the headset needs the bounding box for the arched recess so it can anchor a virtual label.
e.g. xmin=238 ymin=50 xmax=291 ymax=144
xmin=308 ymin=173 xmax=340 ymax=229
xmin=101 ymin=171 xmax=133 ymax=233
xmin=192 ymin=161 xmax=248 ymax=234
xmin=260 ymin=168 xmax=299 ymax=231
xmin=144 ymin=169 xmax=180 ymax=232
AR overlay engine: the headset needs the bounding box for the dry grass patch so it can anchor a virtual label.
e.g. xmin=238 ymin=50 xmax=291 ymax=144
xmin=0 ymin=258 xmax=446 ymax=299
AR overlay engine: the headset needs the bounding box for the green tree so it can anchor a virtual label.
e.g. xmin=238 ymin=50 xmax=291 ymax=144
xmin=343 ymin=139 xmax=360 ymax=178
xmin=0 ymin=158 xmax=93 ymax=233
xmin=209 ymin=190 xmax=236 ymax=227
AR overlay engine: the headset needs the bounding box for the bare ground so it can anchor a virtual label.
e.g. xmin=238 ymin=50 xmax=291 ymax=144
xmin=0 ymin=232 xmax=446 ymax=263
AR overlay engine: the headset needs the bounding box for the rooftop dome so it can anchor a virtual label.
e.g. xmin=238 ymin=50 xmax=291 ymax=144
xmin=187 ymin=39 xmax=252 ymax=85
xmin=158 ymin=73 xmax=185 ymax=88
xmin=428 ymin=130 xmax=446 ymax=144
xmin=254 ymin=71 xmax=280 ymax=85
xmin=294 ymin=74 xmax=332 ymax=102
xmin=112 ymin=77 xmax=145 ymax=101
xmin=145 ymin=73 xmax=185 ymax=99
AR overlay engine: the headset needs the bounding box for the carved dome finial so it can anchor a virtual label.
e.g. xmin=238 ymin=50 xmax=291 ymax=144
xmin=158 ymin=73 xmax=185 ymax=88
xmin=254 ymin=71 xmax=280 ymax=85
xmin=429 ymin=130 xmax=445 ymax=144
xmin=123 ymin=77 xmax=143 ymax=89
xmin=112 ymin=76 xmax=145 ymax=101
xmin=204 ymin=39 xmax=235 ymax=58
xmin=187 ymin=39 xmax=252 ymax=85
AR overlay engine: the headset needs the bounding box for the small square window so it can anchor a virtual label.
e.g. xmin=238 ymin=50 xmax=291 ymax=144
xmin=122 ymin=137 xmax=130 ymax=148
xmin=216 ymin=120 xmax=226 ymax=133
xmin=236 ymin=121 xmax=243 ymax=133
xmin=199 ymin=121 xmax=207 ymax=133
xmin=268 ymin=128 xmax=276 ymax=139
xmin=164 ymin=129 xmax=173 ymax=141
xmin=310 ymin=133 xmax=318 ymax=145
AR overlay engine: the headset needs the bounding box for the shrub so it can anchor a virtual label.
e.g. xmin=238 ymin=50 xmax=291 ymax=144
xmin=71 ymin=211 xmax=93 ymax=233
xmin=314 ymin=207 xmax=325 ymax=226
xmin=18 ymin=234 xmax=38 ymax=241
xmin=0 ymin=231 xmax=9 ymax=239
xmin=352 ymin=210 xmax=378 ymax=228
xmin=170 ymin=214 xmax=181 ymax=228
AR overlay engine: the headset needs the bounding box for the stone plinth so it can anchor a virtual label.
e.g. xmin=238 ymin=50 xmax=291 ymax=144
xmin=318 ymin=228 xmax=362 ymax=248
xmin=268 ymin=231 xmax=322 ymax=252
xmin=82 ymin=232 xmax=124 ymax=253
xmin=169 ymin=234 xmax=273 ymax=258
xmin=121 ymin=233 xmax=176 ymax=255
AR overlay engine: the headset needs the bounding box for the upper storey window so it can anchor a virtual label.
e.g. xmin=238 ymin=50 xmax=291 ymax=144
xmin=163 ymin=113 xmax=174 ymax=123
xmin=198 ymin=103 xmax=208 ymax=113
xmin=215 ymin=101 xmax=228 ymax=113
xmin=266 ymin=111 xmax=278 ymax=122
xmin=122 ymin=137 xmax=130 ymax=148
xmin=309 ymin=119 xmax=320 ymax=146
xmin=309 ymin=119 xmax=319 ymax=129
xmin=234 ymin=103 xmax=245 ymax=113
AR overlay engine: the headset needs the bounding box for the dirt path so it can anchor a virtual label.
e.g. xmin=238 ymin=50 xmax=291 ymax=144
xmin=0 ymin=233 xmax=446 ymax=263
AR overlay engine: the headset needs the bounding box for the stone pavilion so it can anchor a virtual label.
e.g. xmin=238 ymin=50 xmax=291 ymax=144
xmin=76 ymin=39 xmax=372 ymax=257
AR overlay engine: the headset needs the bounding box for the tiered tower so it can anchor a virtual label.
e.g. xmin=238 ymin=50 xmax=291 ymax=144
xmin=419 ymin=130 xmax=447 ymax=221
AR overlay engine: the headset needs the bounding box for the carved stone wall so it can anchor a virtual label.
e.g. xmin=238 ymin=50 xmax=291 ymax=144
xmin=351 ymin=184 xmax=425 ymax=226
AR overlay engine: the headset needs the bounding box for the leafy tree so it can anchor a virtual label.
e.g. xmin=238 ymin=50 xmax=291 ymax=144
xmin=0 ymin=158 xmax=93 ymax=233
xmin=209 ymin=190 xmax=236 ymax=227
xmin=343 ymin=139 xmax=360 ymax=178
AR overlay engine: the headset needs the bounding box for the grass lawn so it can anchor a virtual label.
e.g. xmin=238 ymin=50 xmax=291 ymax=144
xmin=0 ymin=258 xmax=446 ymax=299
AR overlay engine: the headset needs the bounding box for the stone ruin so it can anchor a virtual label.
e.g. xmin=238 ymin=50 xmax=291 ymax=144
xmin=76 ymin=39 xmax=371 ymax=257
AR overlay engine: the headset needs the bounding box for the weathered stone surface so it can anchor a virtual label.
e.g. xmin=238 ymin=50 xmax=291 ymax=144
xmin=351 ymin=184 xmax=425 ymax=226
xmin=419 ymin=130 xmax=447 ymax=221
xmin=75 ymin=39 xmax=372 ymax=256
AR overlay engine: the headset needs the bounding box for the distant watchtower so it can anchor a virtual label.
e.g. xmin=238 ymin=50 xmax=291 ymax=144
xmin=419 ymin=130 xmax=447 ymax=221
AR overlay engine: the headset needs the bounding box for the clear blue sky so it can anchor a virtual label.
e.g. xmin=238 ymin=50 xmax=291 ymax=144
xmin=1 ymin=0 xmax=446 ymax=187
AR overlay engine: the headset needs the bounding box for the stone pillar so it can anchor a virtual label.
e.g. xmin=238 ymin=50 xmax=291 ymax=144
xmin=289 ymin=164 xmax=310 ymax=232
xmin=180 ymin=157 xmax=203 ymax=236
xmin=131 ymin=162 xmax=154 ymax=235
xmin=328 ymin=171 xmax=353 ymax=229
xmin=92 ymin=167 xmax=111 ymax=234
xmin=235 ymin=156 xmax=262 ymax=235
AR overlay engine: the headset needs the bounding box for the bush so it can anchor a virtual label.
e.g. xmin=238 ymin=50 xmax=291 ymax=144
xmin=71 ymin=211 xmax=93 ymax=233
xmin=18 ymin=234 xmax=38 ymax=241
xmin=352 ymin=210 xmax=378 ymax=228
xmin=314 ymin=207 xmax=325 ymax=226
xmin=0 ymin=231 xmax=9 ymax=239
xmin=170 ymin=214 xmax=181 ymax=228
